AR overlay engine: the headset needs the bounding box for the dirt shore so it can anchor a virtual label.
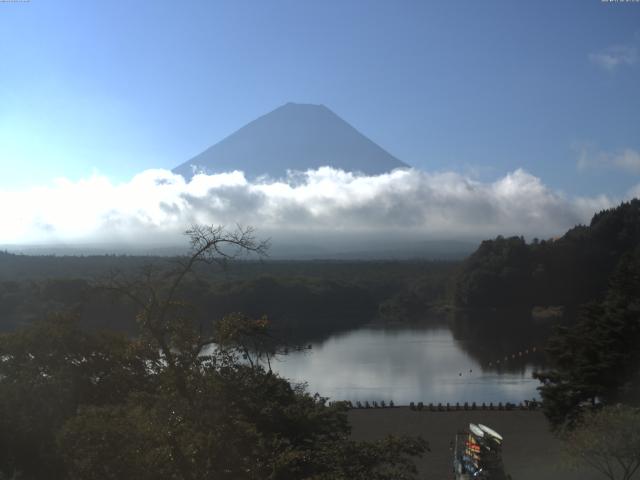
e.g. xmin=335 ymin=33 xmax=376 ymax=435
xmin=348 ymin=408 xmax=601 ymax=480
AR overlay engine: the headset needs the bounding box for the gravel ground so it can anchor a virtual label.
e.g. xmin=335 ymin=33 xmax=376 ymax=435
xmin=348 ymin=408 xmax=602 ymax=480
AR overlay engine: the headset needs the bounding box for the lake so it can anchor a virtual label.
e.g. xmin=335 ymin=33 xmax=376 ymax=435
xmin=270 ymin=325 xmax=543 ymax=405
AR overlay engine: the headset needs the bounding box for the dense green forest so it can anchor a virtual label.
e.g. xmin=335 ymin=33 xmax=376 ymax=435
xmin=3 ymin=200 xmax=640 ymax=356
xmin=0 ymin=251 xmax=456 ymax=342
xmin=449 ymin=200 xmax=640 ymax=428
xmin=534 ymin=246 xmax=640 ymax=428
xmin=454 ymin=199 xmax=640 ymax=310
xmin=0 ymin=227 xmax=428 ymax=479
xmin=2 ymin=200 xmax=639 ymax=439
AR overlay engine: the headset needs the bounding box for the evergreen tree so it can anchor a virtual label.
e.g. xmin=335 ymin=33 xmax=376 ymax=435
xmin=535 ymin=248 xmax=640 ymax=428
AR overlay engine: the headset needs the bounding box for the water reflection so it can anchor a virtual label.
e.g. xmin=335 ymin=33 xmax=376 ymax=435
xmin=271 ymin=324 xmax=542 ymax=405
xmin=449 ymin=309 xmax=550 ymax=371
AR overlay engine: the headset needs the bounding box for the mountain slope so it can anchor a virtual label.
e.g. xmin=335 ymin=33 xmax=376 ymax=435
xmin=453 ymin=199 xmax=640 ymax=309
xmin=173 ymin=103 xmax=408 ymax=180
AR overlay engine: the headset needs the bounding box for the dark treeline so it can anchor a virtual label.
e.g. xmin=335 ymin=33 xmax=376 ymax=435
xmin=450 ymin=200 xmax=640 ymax=428
xmin=534 ymin=246 xmax=640 ymax=428
xmin=454 ymin=199 xmax=640 ymax=310
xmin=0 ymin=254 xmax=457 ymax=343
xmin=0 ymin=251 xmax=155 ymax=281
xmin=0 ymin=227 xmax=428 ymax=480
xmin=451 ymin=200 xmax=640 ymax=429
xmin=0 ymin=251 xmax=456 ymax=284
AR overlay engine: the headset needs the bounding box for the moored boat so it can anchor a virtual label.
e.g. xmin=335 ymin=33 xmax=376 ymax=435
xmin=453 ymin=423 xmax=507 ymax=479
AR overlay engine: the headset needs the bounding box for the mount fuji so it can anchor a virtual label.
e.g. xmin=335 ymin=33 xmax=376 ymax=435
xmin=173 ymin=103 xmax=408 ymax=180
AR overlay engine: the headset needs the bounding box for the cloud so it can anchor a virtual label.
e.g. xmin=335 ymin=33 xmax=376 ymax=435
xmin=589 ymin=44 xmax=638 ymax=71
xmin=577 ymin=146 xmax=640 ymax=174
xmin=0 ymin=167 xmax=624 ymax=250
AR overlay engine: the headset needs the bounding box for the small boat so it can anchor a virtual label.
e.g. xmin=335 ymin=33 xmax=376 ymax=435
xmin=478 ymin=424 xmax=503 ymax=444
xmin=469 ymin=423 xmax=485 ymax=438
xmin=453 ymin=424 xmax=506 ymax=479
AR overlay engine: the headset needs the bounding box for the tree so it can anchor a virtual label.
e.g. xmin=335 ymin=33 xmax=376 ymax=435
xmin=0 ymin=224 xmax=428 ymax=480
xmin=453 ymin=235 xmax=532 ymax=308
xmin=454 ymin=200 xmax=640 ymax=310
xmin=0 ymin=314 xmax=151 ymax=479
xmin=562 ymin=405 xmax=640 ymax=480
xmin=100 ymin=224 xmax=270 ymax=396
xmin=535 ymin=248 xmax=640 ymax=428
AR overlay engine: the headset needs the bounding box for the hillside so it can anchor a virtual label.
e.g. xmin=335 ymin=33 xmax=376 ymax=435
xmin=453 ymin=199 xmax=640 ymax=309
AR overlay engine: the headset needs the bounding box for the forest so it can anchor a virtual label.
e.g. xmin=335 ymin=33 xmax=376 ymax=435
xmin=452 ymin=201 xmax=640 ymax=429
xmin=0 ymin=227 xmax=429 ymax=479
xmin=0 ymin=252 xmax=456 ymax=342
xmin=1 ymin=202 xmax=640 ymax=478
xmin=453 ymin=199 xmax=640 ymax=310
xmin=4 ymin=200 xmax=639 ymax=341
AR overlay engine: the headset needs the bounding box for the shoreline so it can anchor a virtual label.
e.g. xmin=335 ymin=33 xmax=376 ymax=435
xmin=340 ymin=400 xmax=540 ymax=410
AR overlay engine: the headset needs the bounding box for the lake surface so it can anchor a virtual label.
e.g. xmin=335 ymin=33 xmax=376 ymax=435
xmin=271 ymin=326 xmax=542 ymax=405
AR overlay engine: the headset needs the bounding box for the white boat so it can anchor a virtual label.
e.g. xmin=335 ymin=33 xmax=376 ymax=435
xmin=469 ymin=423 xmax=484 ymax=438
xmin=478 ymin=424 xmax=503 ymax=443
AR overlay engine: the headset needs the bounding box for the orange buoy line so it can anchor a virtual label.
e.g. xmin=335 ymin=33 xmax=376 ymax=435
xmin=486 ymin=346 xmax=538 ymax=368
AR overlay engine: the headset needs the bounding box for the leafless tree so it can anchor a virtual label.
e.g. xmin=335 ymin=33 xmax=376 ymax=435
xmin=100 ymin=224 xmax=269 ymax=394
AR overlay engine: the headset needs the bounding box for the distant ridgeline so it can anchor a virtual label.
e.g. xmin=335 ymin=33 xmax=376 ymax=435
xmin=453 ymin=199 xmax=640 ymax=309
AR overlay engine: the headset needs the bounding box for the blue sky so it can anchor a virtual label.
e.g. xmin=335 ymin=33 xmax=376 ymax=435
xmin=1 ymin=0 xmax=639 ymax=194
xmin=0 ymin=1 xmax=639 ymax=246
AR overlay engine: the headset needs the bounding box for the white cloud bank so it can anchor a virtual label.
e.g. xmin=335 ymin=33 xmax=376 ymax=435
xmin=0 ymin=167 xmax=628 ymax=250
